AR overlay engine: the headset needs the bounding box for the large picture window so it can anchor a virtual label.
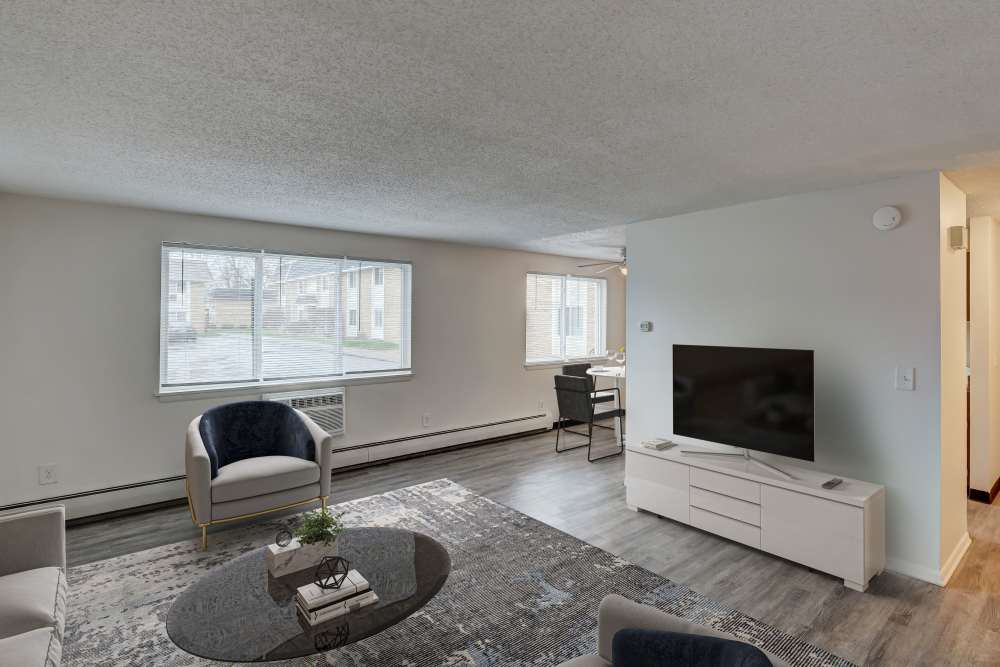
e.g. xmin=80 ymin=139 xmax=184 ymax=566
xmin=160 ymin=244 xmax=411 ymax=392
xmin=525 ymin=272 xmax=607 ymax=365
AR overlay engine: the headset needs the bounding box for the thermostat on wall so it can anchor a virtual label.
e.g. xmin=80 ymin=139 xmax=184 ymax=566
xmin=639 ymin=321 xmax=653 ymax=332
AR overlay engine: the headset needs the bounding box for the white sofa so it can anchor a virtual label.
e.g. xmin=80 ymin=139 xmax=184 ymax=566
xmin=0 ymin=505 xmax=67 ymax=667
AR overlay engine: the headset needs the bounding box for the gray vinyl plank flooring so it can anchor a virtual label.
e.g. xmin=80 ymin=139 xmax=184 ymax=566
xmin=67 ymin=430 xmax=1000 ymax=666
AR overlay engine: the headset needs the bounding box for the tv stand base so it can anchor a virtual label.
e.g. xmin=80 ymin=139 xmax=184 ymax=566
xmin=625 ymin=444 xmax=886 ymax=591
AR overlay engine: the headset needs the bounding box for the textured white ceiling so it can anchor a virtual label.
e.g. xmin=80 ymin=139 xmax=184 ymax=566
xmin=3 ymin=2 xmax=1000 ymax=259
xmin=947 ymin=167 xmax=1000 ymax=219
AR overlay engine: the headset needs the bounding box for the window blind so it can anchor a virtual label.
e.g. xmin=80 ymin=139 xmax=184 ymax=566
xmin=525 ymin=272 xmax=607 ymax=365
xmin=160 ymin=245 xmax=412 ymax=391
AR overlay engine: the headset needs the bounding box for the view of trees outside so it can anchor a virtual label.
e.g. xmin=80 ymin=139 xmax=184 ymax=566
xmin=162 ymin=248 xmax=410 ymax=387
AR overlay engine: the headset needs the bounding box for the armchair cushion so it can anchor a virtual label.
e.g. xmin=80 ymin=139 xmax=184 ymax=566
xmin=0 ymin=506 xmax=65 ymax=577
xmin=0 ymin=627 xmax=62 ymax=667
xmin=198 ymin=401 xmax=315 ymax=479
xmin=0 ymin=567 xmax=66 ymax=641
xmin=211 ymin=456 xmax=320 ymax=504
xmin=612 ymin=628 xmax=772 ymax=667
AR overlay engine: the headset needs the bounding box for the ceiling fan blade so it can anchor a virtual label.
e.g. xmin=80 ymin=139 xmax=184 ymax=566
xmin=576 ymin=261 xmax=618 ymax=268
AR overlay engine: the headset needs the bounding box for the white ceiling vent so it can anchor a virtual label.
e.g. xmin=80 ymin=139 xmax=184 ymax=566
xmin=263 ymin=387 xmax=345 ymax=436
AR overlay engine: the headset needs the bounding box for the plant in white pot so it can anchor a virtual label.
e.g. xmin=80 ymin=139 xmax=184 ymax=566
xmin=266 ymin=508 xmax=345 ymax=577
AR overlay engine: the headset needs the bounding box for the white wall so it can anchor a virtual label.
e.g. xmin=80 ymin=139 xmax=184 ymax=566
xmin=0 ymin=194 xmax=625 ymax=517
xmin=938 ymin=174 xmax=969 ymax=579
xmin=626 ymin=172 xmax=967 ymax=584
xmin=969 ymin=216 xmax=1000 ymax=495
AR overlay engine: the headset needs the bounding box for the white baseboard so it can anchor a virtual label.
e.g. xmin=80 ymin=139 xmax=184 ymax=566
xmin=29 ymin=412 xmax=551 ymax=520
xmin=938 ymin=531 xmax=972 ymax=585
xmin=63 ymin=479 xmax=186 ymax=521
xmin=885 ymin=557 xmax=942 ymax=585
xmin=367 ymin=412 xmax=550 ymax=463
xmin=886 ymin=531 xmax=972 ymax=586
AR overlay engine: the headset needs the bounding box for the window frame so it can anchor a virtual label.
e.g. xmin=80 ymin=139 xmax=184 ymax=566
xmin=158 ymin=242 xmax=413 ymax=396
xmin=523 ymin=271 xmax=608 ymax=367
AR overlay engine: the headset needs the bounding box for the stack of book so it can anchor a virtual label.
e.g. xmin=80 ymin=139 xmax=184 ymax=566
xmin=641 ymin=438 xmax=674 ymax=451
xmin=296 ymin=570 xmax=379 ymax=626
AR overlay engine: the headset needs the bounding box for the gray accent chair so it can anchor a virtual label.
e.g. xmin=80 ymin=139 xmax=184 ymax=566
xmin=186 ymin=401 xmax=333 ymax=549
xmin=558 ymin=595 xmax=791 ymax=667
xmin=0 ymin=505 xmax=67 ymax=667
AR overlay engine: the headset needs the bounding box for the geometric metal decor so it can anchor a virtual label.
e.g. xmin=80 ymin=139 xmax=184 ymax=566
xmin=314 ymin=555 xmax=350 ymax=590
xmin=275 ymin=529 xmax=293 ymax=548
xmin=313 ymin=622 xmax=350 ymax=651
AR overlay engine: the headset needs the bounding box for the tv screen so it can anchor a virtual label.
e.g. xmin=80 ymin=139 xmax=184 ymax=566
xmin=673 ymin=344 xmax=814 ymax=461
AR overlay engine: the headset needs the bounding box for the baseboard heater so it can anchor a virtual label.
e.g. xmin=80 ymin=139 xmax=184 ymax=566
xmin=337 ymin=413 xmax=547 ymax=452
xmin=0 ymin=475 xmax=187 ymax=514
xmin=1 ymin=414 xmax=550 ymax=514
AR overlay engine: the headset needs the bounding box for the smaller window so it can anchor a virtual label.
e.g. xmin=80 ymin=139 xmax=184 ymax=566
xmin=373 ymin=268 xmax=384 ymax=286
xmin=373 ymin=307 xmax=384 ymax=328
xmin=348 ymin=271 xmax=357 ymax=288
xmin=348 ymin=309 xmax=358 ymax=326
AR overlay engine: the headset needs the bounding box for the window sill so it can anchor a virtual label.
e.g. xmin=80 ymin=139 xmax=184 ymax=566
xmin=523 ymin=357 xmax=613 ymax=370
xmin=156 ymin=370 xmax=413 ymax=402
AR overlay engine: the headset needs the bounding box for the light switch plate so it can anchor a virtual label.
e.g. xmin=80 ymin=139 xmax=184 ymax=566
xmin=895 ymin=367 xmax=915 ymax=391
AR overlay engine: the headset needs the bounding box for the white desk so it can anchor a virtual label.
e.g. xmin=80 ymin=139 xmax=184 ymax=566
xmin=586 ymin=365 xmax=625 ymax=443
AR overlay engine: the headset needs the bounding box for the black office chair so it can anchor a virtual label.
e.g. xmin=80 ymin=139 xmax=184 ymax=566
xmin=554 ymin=374 xmax=624 ymax=462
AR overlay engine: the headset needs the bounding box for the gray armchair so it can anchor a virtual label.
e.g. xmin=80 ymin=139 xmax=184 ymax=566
xmin=185 ymin=401 xmax=332 ymax=549
xmin=558 ymin=595 xmax=790 ymax=667
xmin=0 ymin=505 xmax=67 ymax=667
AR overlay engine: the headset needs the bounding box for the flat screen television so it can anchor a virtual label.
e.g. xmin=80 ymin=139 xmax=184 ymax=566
xmin=673 ymin=344 xmax=814 ymax=461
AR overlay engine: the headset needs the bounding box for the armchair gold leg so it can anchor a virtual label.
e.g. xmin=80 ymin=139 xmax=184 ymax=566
xmin=201 ymin=525 xmax=207 ymax=551
xmin=322 ymin=496 xmax=328 ymax=511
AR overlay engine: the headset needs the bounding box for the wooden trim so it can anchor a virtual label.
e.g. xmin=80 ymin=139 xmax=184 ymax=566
xmin=969 ymin=475 xmax=1000 ymax=504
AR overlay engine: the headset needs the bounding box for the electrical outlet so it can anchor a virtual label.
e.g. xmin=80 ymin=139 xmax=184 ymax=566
xmin=421 ymin=413 xmax=431 ymax=427
xmin=38 ymin=464 xmax=58 ymax=486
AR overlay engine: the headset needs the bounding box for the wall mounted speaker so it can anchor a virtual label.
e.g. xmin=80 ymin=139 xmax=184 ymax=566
xmin=948 ymin=226 xmax=968 ymax=251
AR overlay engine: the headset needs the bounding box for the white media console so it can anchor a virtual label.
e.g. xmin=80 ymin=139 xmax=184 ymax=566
xmin=625 ymin=442 xmax=886 ymax=591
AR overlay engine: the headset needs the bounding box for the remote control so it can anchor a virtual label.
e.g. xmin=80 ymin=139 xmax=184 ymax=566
xmin=821 ymin=478 xmax=843 ymax=489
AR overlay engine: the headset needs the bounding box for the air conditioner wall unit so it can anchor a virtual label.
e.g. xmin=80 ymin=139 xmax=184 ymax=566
xmin=262 ymin=387 xmax=346 ymax=437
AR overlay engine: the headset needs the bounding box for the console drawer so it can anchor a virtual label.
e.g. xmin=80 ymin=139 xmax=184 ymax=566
xmin=690 ymin=507 xmax=761 ymax=549
xmin=690 ymin=467 xmax=760 ymax=504
xmin=690 ymin=486 xmax=761 ymax=526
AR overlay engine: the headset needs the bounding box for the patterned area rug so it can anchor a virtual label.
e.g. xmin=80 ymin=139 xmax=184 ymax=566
xmin=64 ymin=479 xmax=854 ymax=666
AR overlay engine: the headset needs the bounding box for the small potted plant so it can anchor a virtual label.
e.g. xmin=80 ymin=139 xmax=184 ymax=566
xmin=266 ymin=508 xmax=346 ymax=576
xmin=294 ymin=507 xmax=345 ymax=549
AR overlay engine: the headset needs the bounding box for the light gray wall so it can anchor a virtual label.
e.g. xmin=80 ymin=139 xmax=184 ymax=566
xmin=0 ymin=193 xmax=625 ymax=517
xmin=937 ymin=174 xmax=969 ymax=575
xmin=969 ymin=216 xmax=1000 ymax=494
xmin=625 ymin=172 xmax=966 ymax=583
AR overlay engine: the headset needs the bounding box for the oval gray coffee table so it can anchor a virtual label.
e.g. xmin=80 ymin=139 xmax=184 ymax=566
xmin=166 ymin=527 xmax=451 ymax=662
